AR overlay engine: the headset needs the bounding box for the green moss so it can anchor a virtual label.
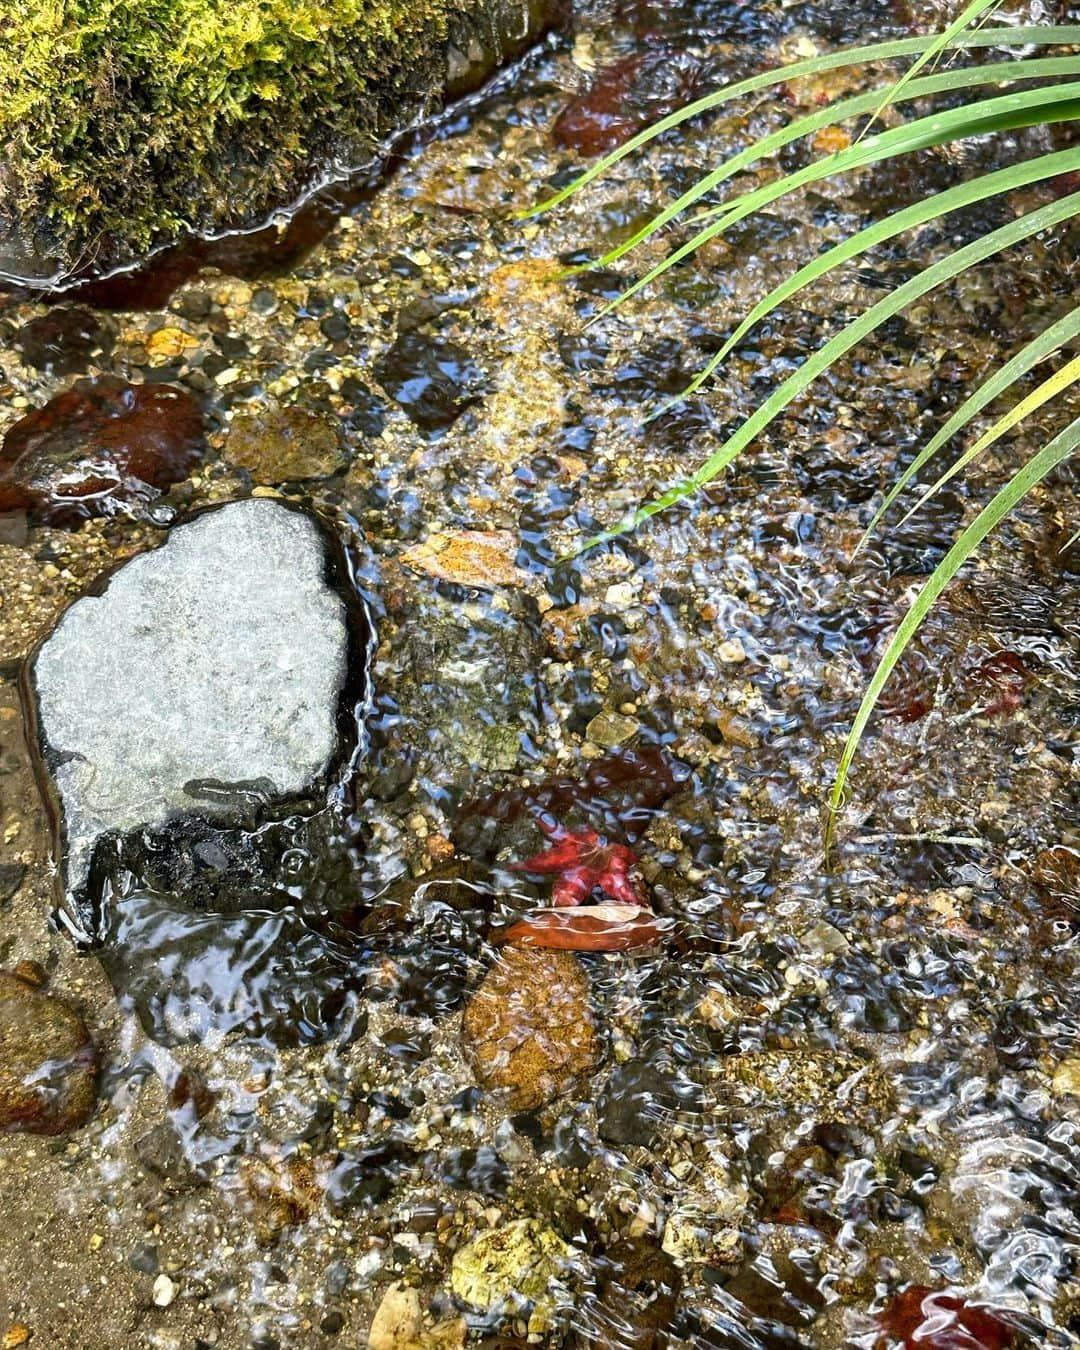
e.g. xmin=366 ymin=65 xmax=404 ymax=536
xmin=0 ymin=0 xmax=533 ymax=276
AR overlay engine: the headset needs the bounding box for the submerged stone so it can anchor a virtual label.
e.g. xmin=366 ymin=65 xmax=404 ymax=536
xmin=224 ymin=404 xmax=349 ymax=484
xmin=461 ymin=947 xmax=596 ymax=1111
xmin=25 ymin=498 xmax=369 ymax=938
xmin=0 ymin=969 xmax=98 ymax=1135
xmin=12 ymin=307 xmax=116 ymax=376
xmin=0 ymin=376 xmax=204 ymax=526
xmin=97 ymin=895 xmax=369 ymax=1046
xmin=450 ymin=1217 xmax=573 ymax=1334
xmin=374 ymin=331 xmax=483 ymax=433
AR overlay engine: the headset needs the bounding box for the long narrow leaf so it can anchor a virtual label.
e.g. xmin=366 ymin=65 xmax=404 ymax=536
xmin=661 ymin=146 xmax=1080 ymax=411
xmin=825 ymin=413 xmax=1080 ymax=848
xmin=858 ymin=303 xmax=1080 ymax=547
xmin=899 ymin=351 xmax=1080 ymax=525
xmin=523 ymin=25 xmax=1080 ymax=217
xmin=859 ymin=0 xmax=1004 ymax=140
xmin=575 ymin=54 xmax=1080 ymax=281
xmin=572 ymin=187 xmax=1080 ymax=554
xmin=593 ymin=82 xmax=1080 ymax=320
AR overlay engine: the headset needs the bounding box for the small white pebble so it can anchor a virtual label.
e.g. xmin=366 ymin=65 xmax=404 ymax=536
xmin=604 ymin=581 xmax=636 ymax=608
xmin=153 ymin=1274 xmax=177 ymax=1307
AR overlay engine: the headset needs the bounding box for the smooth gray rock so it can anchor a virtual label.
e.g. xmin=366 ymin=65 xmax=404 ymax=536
xmin=28 ymin=499 xmax=352 ymax=927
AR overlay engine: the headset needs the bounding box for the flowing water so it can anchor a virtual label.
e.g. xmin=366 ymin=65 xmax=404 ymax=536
xmin=1 ymin=0 xmax=1079 ymax=1345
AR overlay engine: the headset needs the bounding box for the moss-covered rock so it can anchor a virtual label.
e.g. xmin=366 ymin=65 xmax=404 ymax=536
xmin=450 ymin=1217 xmax=573 ymax=1334
xmin=0 ymin=0 xmax=554 ymax=282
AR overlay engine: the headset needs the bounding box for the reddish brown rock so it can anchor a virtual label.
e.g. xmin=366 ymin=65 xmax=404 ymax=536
xmin=876 ymin=1286 xmax=1015 ymax=1349
xmin=0 ymin=376 xmax=204 ymax=526
xmin=462 ymin=947 xmax=597 ymax=1110
xmin=553 ymin=44 xmax=714 ymax=157
xmin=0 ymin=970 xmax=98 ymax=1135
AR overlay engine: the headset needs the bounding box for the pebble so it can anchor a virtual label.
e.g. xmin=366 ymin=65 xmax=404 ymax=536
xmin=716 ymin=638 xmax=747 ymax=663
xmin=461 ymin=947 xmax=597 ymax=1111
xmin=152 ymin=1273 xmax=178 ymax=1307
xmin=604 ymin=582 xmax=636 ymax=608
xmin=224 ymin=404 xmax=349 ymax=483
xmin=585 ymin=710 xmax=639 ymax=749
xmin=450 ymin=1218 xmax=572 ymax=1334
xmin=367 ymin=1282 xmax=420 ymax=1349
xmin=0 ymin=969 xmax=98 ymax=1135
xmin=1052 ymin=1057 xmax=1080 ymax=1097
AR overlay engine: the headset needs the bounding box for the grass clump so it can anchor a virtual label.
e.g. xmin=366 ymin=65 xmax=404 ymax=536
xmin=526 ymin=6 xmax=1080 ymax=841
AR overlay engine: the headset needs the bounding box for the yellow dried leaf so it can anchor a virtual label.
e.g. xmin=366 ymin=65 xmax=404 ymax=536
xmin=401 ymin=531 xmax=527 ymax=590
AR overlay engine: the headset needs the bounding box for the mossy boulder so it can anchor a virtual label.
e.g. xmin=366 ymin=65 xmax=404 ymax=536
xmin=0 ymin=0 xmax=554 ymax=283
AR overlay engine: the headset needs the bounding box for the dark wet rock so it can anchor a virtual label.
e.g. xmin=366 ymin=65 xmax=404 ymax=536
xmin=547 ymin=1114 xmax=592 ymax=1171
xmin=597 ymin=1060 xmax=699 ymax=1149
xmin=360 ymin=862 xmax=495 ymax=1017
xmin=0 ymin=969 xmax=98 ymax=1135
xmin=590 ymin=1239 xmax=682 ymax=1350
xmin=326 ymin=1143 xmax=417 ymax=1213
xmin=339 ymin=376 xmax=389 ymax=439
xmin=26 ymin=498 xmax=369 ymax=935
xmin=0 ymin=376 xmax=204 ymax=526
xmin=379 ymin=561 xmax=542 ymax=789
xmin=429 ymin=1144 xmax=511 ymax=1198
xmin=223 ymin=405 xmax=349 ymax=484
xmin=98 ymin=895 xmax=369 ymax=1046
xmin=723 ymin=1253 xmax=824 ymax=1330
xmin=0 ymin=863 xmax=23 ymax=907
xmin=13 ymin=308 xmax=115 ymax=375
xmin=133 ymin=1120 xmax=203 ymax=1192
xmin=374 ymin=331 xmax=483 ymax=433
xmin=462 ymin=947 xmax=597 ymax=1111
xmin=455 ymin=746 xmax=690 ymax=861
xmin=554 ymin=44 xmax=718 ymax=156
xmin=168 ymin=1068 xmax=218 ymax=1120
xmin=875 ymin=1286 xmax=1016 ymax=1348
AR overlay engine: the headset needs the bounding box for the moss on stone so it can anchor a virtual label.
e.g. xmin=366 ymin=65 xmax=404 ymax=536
xmin=0 ymin=0 xmax=539 ymax=278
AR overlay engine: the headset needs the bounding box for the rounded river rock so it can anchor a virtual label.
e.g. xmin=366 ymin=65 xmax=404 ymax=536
xmin=26 ymin=498 xmax=361 ymax=936
xmin=461 ymin=946 xmax=597 ymax=1111
xmin=0 ymin=970 xmax=98 ymax=1135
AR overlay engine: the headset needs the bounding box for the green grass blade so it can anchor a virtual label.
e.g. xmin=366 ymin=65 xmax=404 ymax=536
xmin=898 ymin=350 xmax=1080 ymax=526
xmin=573 ymin=187 xmax=1080 ymax=554
xmin=825 ymin=412 xmax=1080 ymax=849
xmin=665 ymin=146 xmax=1080 ymax=410
xmin=522 ymin=25 xmax=1080 ymax=218
xmin=858 ymin=303 xmax=1080 ymax=548
xmin=593 ymin=82 xmax=1080 ymax=320
xmin=858 ymin=0 xmax=1004 ymax=141
xmin=580 ymin=55 xmax=1080 ymax=280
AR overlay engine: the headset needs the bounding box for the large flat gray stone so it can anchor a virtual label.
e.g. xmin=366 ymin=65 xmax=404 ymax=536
xmin=28 ymin=499 xmax=354 ymax=929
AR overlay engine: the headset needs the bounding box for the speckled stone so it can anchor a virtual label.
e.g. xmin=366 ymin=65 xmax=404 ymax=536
xmin=0 ymin=970 xmax=98 ymax=1135
xmin=450 ymin=1217 xmax=573 ymax=1334
xmin=461 ymin=947 xmax=597 ymax=1111
xmin=27 ymin=499 xmax=351 ymax=931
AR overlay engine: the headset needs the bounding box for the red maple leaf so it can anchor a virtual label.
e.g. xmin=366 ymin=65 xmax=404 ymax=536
xmin=510 ymin=817 xmax=645 ymax=908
